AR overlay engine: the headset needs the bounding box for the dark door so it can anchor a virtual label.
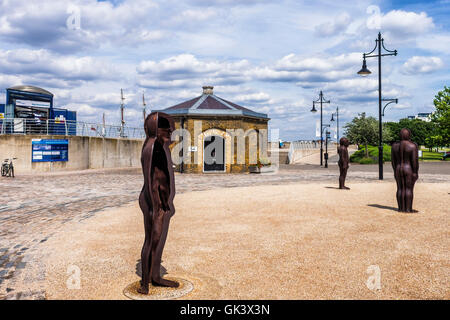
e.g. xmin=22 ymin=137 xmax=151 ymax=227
xmin=203 ymin=135 xmax=225 ymax=172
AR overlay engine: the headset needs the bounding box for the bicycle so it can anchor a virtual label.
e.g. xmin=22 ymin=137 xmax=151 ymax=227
xmin=1 ymin=158 xmax=16 ymax=178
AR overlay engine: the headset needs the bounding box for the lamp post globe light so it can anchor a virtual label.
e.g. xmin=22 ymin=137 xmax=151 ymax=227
xmin=310 ymin=90 xmax=331 ymax=166
xmin=358 ymin=32 xmax=397 ymax=180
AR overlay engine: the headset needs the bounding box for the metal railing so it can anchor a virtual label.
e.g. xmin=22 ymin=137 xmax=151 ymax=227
xmin=0 ymin=118 xmax=145 ymax=139
xmin=288 ymin=140 xmax=335 ymax=163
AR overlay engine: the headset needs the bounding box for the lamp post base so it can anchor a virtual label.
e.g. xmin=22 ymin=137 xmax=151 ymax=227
xmin=379 ymin=145 xmax=384 ymax=180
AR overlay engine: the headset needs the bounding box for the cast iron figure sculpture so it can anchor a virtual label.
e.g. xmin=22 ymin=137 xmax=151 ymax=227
xmin=138 ymin=112 xmax=178 ymax=294
xmin=391 ymin=128 xmax=419 ymax=212
xmin=337 ymin=137 xmax=350 ymax=189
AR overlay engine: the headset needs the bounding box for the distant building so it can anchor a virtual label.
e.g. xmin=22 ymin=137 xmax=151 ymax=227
xmin=407 ymin=112 xmax=432 ymax=122
xmin=0 ymin=85 xmax=76 ymax=135
xmin=154 ymin=86 xmax=270 ymax=174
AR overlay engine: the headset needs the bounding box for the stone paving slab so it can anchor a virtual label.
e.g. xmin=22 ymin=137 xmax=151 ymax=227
xmin=0 ymin=163 xmax=448 ymax=299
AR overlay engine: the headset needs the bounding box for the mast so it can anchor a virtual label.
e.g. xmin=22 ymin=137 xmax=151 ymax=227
xmin=142 ymin=92 xmax=147 ymax=121
xmin=120 ymin=88 xmax=125 ymax=137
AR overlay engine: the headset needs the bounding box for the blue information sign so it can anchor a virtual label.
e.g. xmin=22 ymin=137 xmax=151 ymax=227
xmin=32 ymin=139 xmax=69 ymax=162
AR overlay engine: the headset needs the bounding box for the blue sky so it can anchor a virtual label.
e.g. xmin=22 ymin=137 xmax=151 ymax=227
xmin=0 ymin=0 xmax=448 ymax=140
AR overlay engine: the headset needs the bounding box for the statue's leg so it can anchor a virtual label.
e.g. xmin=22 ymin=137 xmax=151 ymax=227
xmin=339 ymin=166 xmax=349 ymax=189
xmin=137 ymin=191 xmax=152 ymax=294
xmin=394 ymin=172 xmax=402 ymax=211
xmin=150 ymin=185 xmax=178 ymax=288
xmin=399 ymin=169 xmax=407 ymax=212
xmin=404 ymin=169 xmax=414 ymax=213
xmin=150 ymin=209 xmax=178 ymax=287
xmin=342 ymin=167 xmax=349 ymax=189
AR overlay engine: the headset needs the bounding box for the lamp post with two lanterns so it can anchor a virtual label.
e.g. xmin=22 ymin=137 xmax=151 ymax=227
xmin=357 ymin=32 xmax=397 ymax=180
xmin=310 ymin=91 xmax=331 ymax=167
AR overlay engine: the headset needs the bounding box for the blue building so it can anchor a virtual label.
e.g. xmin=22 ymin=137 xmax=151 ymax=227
xmin=0 ymin=85 xmax=76 ymax=135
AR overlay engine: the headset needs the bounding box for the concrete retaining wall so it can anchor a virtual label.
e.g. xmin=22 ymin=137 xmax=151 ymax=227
xmin=0 ymin=134 xmax=143 ymax=173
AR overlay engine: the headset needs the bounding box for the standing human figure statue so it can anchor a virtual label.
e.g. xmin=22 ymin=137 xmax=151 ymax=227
xmin=337 ymin=137 xmax=350 ymax=190
xmin=391 ymin=128 xmax=419 ymax=212
xmin=138 ymin=112 xmax=179 ymax=294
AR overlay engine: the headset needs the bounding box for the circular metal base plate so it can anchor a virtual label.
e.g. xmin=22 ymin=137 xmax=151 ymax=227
xmin=123 ymin=277 xmax=193 ymax=300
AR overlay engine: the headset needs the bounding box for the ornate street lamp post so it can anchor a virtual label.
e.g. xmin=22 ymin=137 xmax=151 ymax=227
xmin=358 ymin=32 xmax=397 ymax=180
xmin=330 ymin=107 xmax=339 ymax=142
xmin=310 ymin=91 xmax=331 ymax=166
xmin=323 ymin=124 xmax=330 ymax=168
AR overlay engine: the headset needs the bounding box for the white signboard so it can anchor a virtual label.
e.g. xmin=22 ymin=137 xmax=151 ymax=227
xmin=418 ymin=150 xmax=423 ymax=157
xmin=315 ymin=120 xmax=320 ymax=137
xmin=188 ymin=146 xmax=198 ymax=152
xmin=14 ymin=119 xmax=24 ymax=132
xmin=15 ymin=100 xmax=50 ymax=108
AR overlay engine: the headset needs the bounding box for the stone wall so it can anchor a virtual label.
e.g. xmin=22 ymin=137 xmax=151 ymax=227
xmin=0 ymin=134 xmax=143 ymax=173
xmin=170 ymin=116 xmax=269 ymax=173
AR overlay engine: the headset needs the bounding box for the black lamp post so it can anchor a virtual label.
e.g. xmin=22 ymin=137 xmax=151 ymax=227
xmin=330 ymin=106 xmax=339 ymax=142
xmin=358 ymin=32 xmax=397 ymax=180
xmin=322 ymin=124 xmax=331 ymax=168
xmin=310 ymin=90 xmax=331 ymax=166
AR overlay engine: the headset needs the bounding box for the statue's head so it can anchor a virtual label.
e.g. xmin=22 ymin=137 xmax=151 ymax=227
xmin=400 ymin=128 xmax=411 ymax=141
xmin=340 ymin=137 xmax=350 ymax=147
xmin=144 ymin=112 xmax=175 ymax=144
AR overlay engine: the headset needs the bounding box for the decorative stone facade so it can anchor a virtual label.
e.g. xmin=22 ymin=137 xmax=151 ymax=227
xmin=154 ymin=86 xmax=270 ymax=173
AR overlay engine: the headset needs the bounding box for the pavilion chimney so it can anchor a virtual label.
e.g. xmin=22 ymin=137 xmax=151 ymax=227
xmin=202 ymin=86 xmax=214 ymax=95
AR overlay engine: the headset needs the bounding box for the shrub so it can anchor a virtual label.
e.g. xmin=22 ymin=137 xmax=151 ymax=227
xmin=350 ymin=145 xmax=392 ymax=164
xmin=359 ymin=157 xmax=375 ymax=164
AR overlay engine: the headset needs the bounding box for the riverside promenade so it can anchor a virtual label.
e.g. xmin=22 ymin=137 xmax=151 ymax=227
xmin=1 ymin=163 xmax=449 ymax=299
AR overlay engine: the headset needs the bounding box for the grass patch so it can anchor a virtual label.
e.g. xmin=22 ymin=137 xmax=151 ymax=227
xmin=350 ymin=145 xmax=392 ymax=164
xmin=421 ymin=151 xmax=449 ymax=161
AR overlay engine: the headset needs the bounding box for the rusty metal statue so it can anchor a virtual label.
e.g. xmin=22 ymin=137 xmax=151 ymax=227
xmin=391 ymin=128 xmax=419 ymax=212
xmin=337 ymin=137 xmax=350 ymax=189
xmin=138 ymin=112 xmax=178 ymax=294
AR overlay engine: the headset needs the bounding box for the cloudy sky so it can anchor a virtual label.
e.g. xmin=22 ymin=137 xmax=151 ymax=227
xmin=0 ymin=0 xmax=448 ymax=140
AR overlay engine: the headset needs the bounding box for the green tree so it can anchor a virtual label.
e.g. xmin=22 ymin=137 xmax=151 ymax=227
xmin=344 ymin=112 xmax=392 ymax=157
xmin=425 ymin=135 xmax=444 ymax=152
xmin=432 ymin=86 xmax=450 ymax=147
xmin=385 ymin=118 xmax=437 ymax=147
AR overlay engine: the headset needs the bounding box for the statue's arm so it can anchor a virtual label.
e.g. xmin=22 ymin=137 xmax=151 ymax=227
xmin=143 ymin=144 xmax=155 ymax=206
xmin=412 ymin=144 xmax=419 ymax=176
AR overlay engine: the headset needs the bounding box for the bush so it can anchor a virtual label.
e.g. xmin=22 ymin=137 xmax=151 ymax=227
xmin=350 ymin=145 xmax=392 ymax=164
xmin=359 ymin=157 xmax=375 ymax=164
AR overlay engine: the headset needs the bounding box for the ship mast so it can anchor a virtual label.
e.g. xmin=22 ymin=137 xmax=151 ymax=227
xmin=120 ymin=88 xmax=125 ymax=137
xmin=142 ymin=92 xmax=147 ymax=121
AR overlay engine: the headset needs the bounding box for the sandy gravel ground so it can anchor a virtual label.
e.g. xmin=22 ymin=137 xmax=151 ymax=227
xmin=41 ymin=181 xmax=449 ymax=300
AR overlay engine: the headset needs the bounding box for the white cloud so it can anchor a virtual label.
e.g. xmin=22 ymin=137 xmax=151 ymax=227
xmin=233 ymin=92 xmax=271 ymax=104
xmin=416 ymin=34 xmax=450 ymax=54
xmin=0 ymin=0 xmax=161 ymax=52
xmin=380 ymin=10 xmax=434 ymax=37
xmin=401 ymin=56 xmax=444 ymax=75
xmin=0 ymin=49 xmax=120 ymax=82
xmin=314 ymin=13 xmax=351 ymax=37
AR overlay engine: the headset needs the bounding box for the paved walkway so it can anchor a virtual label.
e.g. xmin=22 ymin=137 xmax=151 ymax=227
xmin=0 ymin=163 xmax=449 ymax=299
